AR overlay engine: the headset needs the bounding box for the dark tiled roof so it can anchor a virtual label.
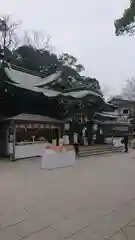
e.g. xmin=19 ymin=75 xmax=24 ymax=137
xmin=109 ymin=98 xmax=135 ymax=105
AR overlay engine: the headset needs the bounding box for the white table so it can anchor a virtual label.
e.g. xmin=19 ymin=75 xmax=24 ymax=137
xmin=8 ymin=142 xmax=51 ymax=159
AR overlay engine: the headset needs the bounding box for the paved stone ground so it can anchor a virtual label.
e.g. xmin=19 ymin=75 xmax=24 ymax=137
xmin=1 ymin=151 xmax=135 ymax=239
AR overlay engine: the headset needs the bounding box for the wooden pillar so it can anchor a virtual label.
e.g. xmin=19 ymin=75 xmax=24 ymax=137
xmin=12 ymin=123 xmax=16 ymax=162
xmin=58 ymin=126 xmax=61 ymax=139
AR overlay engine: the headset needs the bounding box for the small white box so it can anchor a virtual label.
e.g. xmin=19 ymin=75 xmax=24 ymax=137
xmin=41 ymin=150 xmax=75 ymax=170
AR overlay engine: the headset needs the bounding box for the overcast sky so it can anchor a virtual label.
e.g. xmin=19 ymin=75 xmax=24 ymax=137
xmin=0 ymin=0 xmax=133 ymax=96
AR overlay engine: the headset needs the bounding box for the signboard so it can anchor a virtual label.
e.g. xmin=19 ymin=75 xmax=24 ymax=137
xmin=27 ymin=124 xmax=32 ymax=129
xmin=114 ymin=126 xmax=128 ymax=132
xmin=116 ymin=116 xmax=130 ymax=123
xmin=15 ymin=123 xmax=57 ymax=129
xmin=64 ymin=123 xmax=70 ymax=130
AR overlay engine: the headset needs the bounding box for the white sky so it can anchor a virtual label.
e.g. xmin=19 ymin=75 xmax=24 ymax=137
xmin=0 ymin=0 xmax=133 ymax=96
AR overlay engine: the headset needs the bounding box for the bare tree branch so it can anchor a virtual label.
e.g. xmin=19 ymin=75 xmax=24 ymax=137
xmin=22 ymin=30 xmax=52 ymax=51
xmin=44 ymin=35 xmax=52 ymax=50
xmin=122 ymin=77 xmax=135 ymax=100
xmin=0 ymin=15 xmax=21 ymax=49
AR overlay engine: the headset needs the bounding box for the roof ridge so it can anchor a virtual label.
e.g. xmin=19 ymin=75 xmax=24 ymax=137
xmin=5 ymin=63 xmax=43 ymax=78
xmin=5 ymin=62 xmax=60 ymax=82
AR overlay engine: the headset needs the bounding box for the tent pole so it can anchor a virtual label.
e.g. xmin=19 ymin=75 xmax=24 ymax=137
xmin=12 ymin=123 xmax=16 ymax=162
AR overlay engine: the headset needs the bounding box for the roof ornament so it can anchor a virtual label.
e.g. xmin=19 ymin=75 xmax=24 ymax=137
xmin=7 ymin=62 xmax=11 ymax=69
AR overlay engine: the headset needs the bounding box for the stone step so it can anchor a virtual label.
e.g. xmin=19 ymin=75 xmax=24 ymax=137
xmin=78 ymin=145 xmax=123 ymax=157
xmin=79 ymin=146 xmax=114 ymax=152
xmin=79 ymin=144 xmax=113 ymax=150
